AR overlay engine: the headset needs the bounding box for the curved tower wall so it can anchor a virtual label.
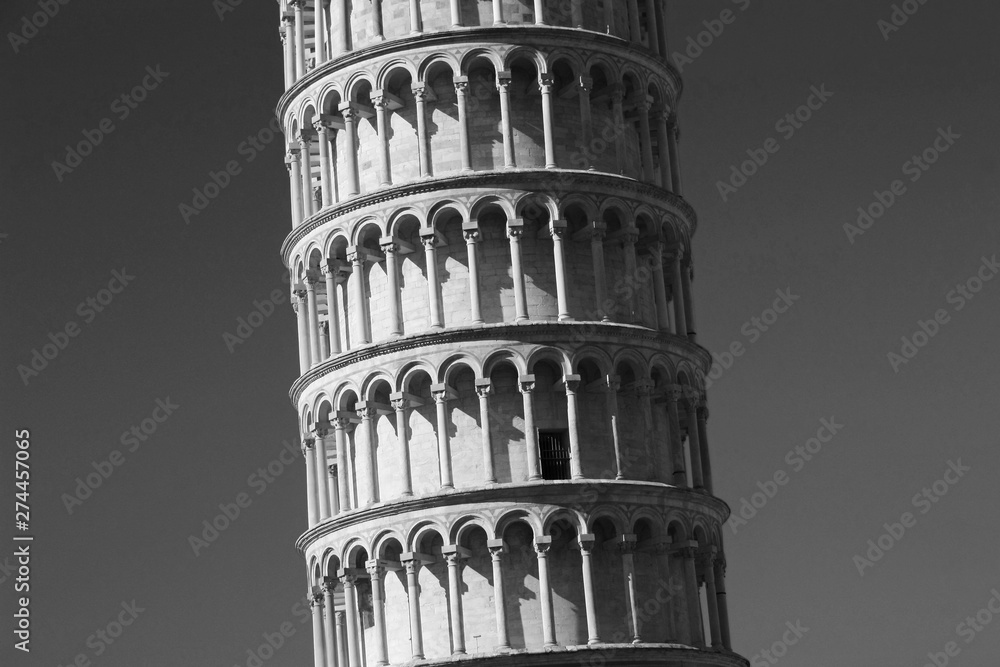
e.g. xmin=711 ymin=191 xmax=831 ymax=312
xmin=274 ymin=2 xmax=747 ymax=666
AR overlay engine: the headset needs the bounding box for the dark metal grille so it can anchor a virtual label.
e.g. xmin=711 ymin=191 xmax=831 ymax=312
xmin=539 ymin=431 xmax=570 ymax=480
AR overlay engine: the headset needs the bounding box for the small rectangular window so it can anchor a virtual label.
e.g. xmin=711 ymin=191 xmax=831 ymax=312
xmin=538 ymin=430 xmax=570 ymax=480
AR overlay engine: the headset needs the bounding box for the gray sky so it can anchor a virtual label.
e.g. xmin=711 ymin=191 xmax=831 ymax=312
xmin=2 ymin=1 xmax=999 ymax=666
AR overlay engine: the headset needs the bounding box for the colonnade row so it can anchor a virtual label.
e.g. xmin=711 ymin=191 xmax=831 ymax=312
xmin=290 ymin=227 xmax=696 ymax=373
xmin=303 ymin=517 xmax=731 ymax=667
xmin=285 ymin=78 xmax=681 ymax=226
xmin=297 ymin=377 xmax=713 ymax=528
xmin=279 ymin=0 xmax=673 ymax=89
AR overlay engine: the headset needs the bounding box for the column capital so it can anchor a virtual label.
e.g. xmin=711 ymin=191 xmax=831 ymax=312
xmin=331 ymin=415 xmax=351 ymax=430
xmin=310 ymin=589 xmax=325 ymax=607
xmin=370 ymin=93 xmax=390 ymax=109
xmin=338 ymin=101 xmax=358 ymax=119
xmin=390 ymin=396 xmax=408 ymax=411
xmin=518 ymin=374 xmax=536 ymax=394
xmin=365 ymin=559 xmax=386 ymax=578
xmin=313 ymin=426 xmax=330 ymax=438
xmin=577 ymin=533 xmax=596 ymax=552
xmin=487 ymin=538 xmax=506 ymax=557
xmin=577 ymin=75 xmax=593 ymax=92
xmin=698 ymin=403 xmax=710 ymax=420
xmin=380 ymin=239 xmax=399 ymax=255
xmin=301 ymin=437 xmax=315 ymax=452
xmin=411 ymin=84 xmax=427 ymax=101
xmin=622 ymin=229 xmax=640 ymax=245
xmin=635 ymin=379 xmax=654 ymax=397
xmin=496 ymin=70 xmax=512 ymax=91
xmin=297 ymin=133 xmax=312 ymax=149
xmin=346 ymin=246 xmax=366 ymax=264
xmin=442 ymin=544 xmax=471 ymax=564
xmin=454 ymin=76 xmax=469 ymax=94
xmin=534 ymin=535 xmax=553 ymax=555
xmin=463 ymin=227 xmax=480 ymax=242
xmin=323 ymin=576 xmax=338 ymax=593
xmin=357 ymin=405 xmax=378 ymax=420
xmin=401 ymin=557 xmax=421 ymax=575
xmin=564 ymin=373 xmax=581 ymax=394
xmin=608 ymin=83 xmax=625 ymax=103
xmin=606 ymin=374 xmax=621 ymax=393
xmin=539 ymin=73 xmax=555 ymax=92
xmin=506 ymin=218 xmax=524 ymax=239
xmin=475 ymin=378 xmax=493 ymax=398
xmin=616 ymin=533 xmax=637 ymax=554
xmin=420 ymin=234 xmax=438 ymax=250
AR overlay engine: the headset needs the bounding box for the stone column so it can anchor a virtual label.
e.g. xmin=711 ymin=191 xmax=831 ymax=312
xmin=333 ymin=416 xmax=352 ymax=512
xmin=682 ymin=394 xmax=704 ymax=490
xmin=454 ymin=77 xmax=473 ymax=171
xmin=390 ymin=394 xmax=414 ymax=495
xmin=335 ymin=610 xmax=349 ymax=667
xmin=611 ymin=85 xmax=625 ymax=174
xmin=520 ymin=375 xmax=540 ymax=480
xmin=371 ymin=0 xmax=384 ymax=39
xmin=366 ymin=560 xmax=389 ymax=665
xmin=324 ymin=260 xmax=342 ymax=355
xmin=666 ymin=387 xmax=686 ymax=486
xmin=449 ymin=0 xmax=461 ymax=26
xmin=310 ymin=590 xmax=327 ymax=667
xmin=372 ymin=92 xmax=392 ymax=186
xmin=339 ymin=103 xmax=360 ymax=196
xmin=380 ymin=238 xmax=403 ymax=336
xmin=590 ymin=223 xmax=609 ymax=320
xmin=432 ymin=386 xmax=454 ymax=488
xmin=539 ymin=73 xmax=557 ymax=168
xmin=578 ymin=535 xmax=601 ymax=644
xmin=291 ymin=0 xmax=307 ymax=78
xmin=280 ymin=22 xmax=295 ymax=88
xmin=650 ymin=243 xmax=670 ymax=331
xmin=331 ymin=0 xmax=347 ymax=55
xmin=412 ymin=85 xmax=431 ymax=177
xmin=299 ymin=134 xmax=314 ymax=218
xmin=293 ymin=293 xmax=310 ymax=373
xmin=340 ymin=573 xmax=362 ymax=667
xmin=492 ymin=0 xmax=504 ymax=23
xmin=636 ymin=98 xmax=655 ymax=183
xmin=355 ymin=405 xmax=378 ymax=505
xmin=286 ymin=148 xmax=303 ymax=227
xmin=408 ymin=0 xmax=421 ymax=32
xmin=322 ymin=578 xmax=340 ymax=667
xmin=681 ymin=256 xmax=697 ymax=342
xmin=645 ymin=0 xmax=659 ymax=52
xmin=627 ymin=0 xmax=641 ymax=43
xmin=305 ymin=274 xmax=322 ymax=366
xmin=550 ymin=220 xmax=571 ymax=320
xmin=578 ymin=76 xmax=593 ymax=168
xmin=606 ymin=376 xmax=624 ymax=479
xmin=681 ymin=546 xmax=704 ymax=646
xmin=487 ymin=540 xmax=510 ymax=650
xmin=621 ymin=229 xmax=639 ymax=322
xmin=475 ymin=380 xmax=496 ymax=483
xmin=497 ymin=72 xmax=516 ymax=168
xmin=670 ymin=250 xmax=688 ymax=338
xmin=443 ymin=547 xmax=467 ymax=654
xmin=507 ymin=222 xmax=528 ymax=321
xmin=535 ymin=538 xmax=556 ymax=647
xmin=702 ymin=550 xmax=722 ymax=648
xmin=402 ymin=557 xmax=424 ymax=659
xmin=318 ymin=319 xmax=330 ymax=360
xmin=314 ymin=428 xmax=332 ymax=521
xmin=565 ymin=374 xmax=583 ymax=479
xmin=347 ymin=248 xmax=371 ymax=344
xmin=420 ymin=231 xmax=443 ymax=328
xmin=667 ymin=113 xmax=682 ymax=194
xmin=636 ymin=380 xmax=655 ymax=475
xmin=715 ymin=556 xmax=732 ymax=649
xmin=658 ymin=0 xmax=669 ymax=54
xmin=315 ymin=0 xmax=327 ymax=65
xmin=533 ymin=0 xmax=545 ymax=24
xmin=302 ymin=437 xmax=318 ymax=526
xmin=327 ymin=464 xmax=339 ymax=516
xmin=655 ymin=109 xmax=672 ymax=191
xmin=571 ymin=0 xmax=583 ymax=27
xmin=618 ymin=535 xmax=641 ymax=642
xmin=464 ymin=226 xmax=483 ymax=323
xmin=697 ymin=403 xmax=713 ymax=495
xmin=313 ymin=118 xmax=333 ymax=208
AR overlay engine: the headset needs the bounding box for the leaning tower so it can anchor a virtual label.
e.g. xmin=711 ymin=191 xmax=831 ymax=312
xmin=276 ymin=2 xmax=744 ymax=666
